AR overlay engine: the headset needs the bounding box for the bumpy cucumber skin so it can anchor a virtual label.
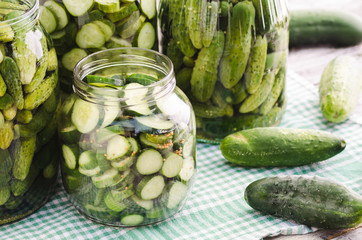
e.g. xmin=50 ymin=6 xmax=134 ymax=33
xmin=290 ymin=10 xmax=362 ymax=47
xmin=244 ymin=175 xmax=362 ymax=229
xmin=191 ymin=31 xmax=224 ymax=102
xmin=166 ymin=38 xmax=184 ymax=72
xmin=319 ymin=56 xmax=362 ymax=123
xmin=219 ymin=1 xmax=255 ymax=89
xmin=185 ymin=0 xmax=206 ymax=49
xmin=245 ymin=35 xmax=268 ymax=94
xmin=220 ymin=127 xmax=346 ymax=167
xmin=202 ymin=1 xmax=219 ymax=47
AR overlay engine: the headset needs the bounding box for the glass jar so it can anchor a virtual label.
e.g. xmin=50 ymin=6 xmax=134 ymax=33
xmin=159 ymin=0 xmax=289 ymax=143
xmin=0 ymin=0 xmax=59 ymax=225
xmin=39 ymin=0 xmax=158 ymax=93
xmin=58 ymin=48 xmax=196 ymax=226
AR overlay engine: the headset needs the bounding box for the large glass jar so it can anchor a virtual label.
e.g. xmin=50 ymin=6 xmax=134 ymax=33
xmin=58 ymin=48 xmax=196 ymax=226
xmin=159 ymin=0 xmax=289 ymax=143
xmin=0 ymin=0 xmax=59 ymax=224
xmin=39 ymin=0 xmax=158 ymax=93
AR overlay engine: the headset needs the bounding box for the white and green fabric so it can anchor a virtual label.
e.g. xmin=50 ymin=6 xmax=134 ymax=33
xmin=1 ymin=71 xmax=361 ymax=239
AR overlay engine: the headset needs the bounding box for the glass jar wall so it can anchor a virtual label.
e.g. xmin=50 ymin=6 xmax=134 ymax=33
xmin=58 ymin=48 xmax=196 ymax=226
xmin=159 ymin=0 xmax=289 ymax=143
xmin=39 ymin=0 xmax=158 ymax=93
xmin=0 ymin=0 xmax=59 ymax=224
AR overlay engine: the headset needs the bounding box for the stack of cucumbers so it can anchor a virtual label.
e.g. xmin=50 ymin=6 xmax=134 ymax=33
xmin=58 ymin=72 xmax=196 ymax=226
xmin=0 ymin=0 xmax=59 ymax=222
xmin=159 ymin=0 xmax=289 ymax=140
xmin=39 ymin=0 xmax=157 ymax=92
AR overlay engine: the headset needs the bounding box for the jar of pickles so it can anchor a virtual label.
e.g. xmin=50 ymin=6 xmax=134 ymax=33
xmin=0 ymin=0 xmax=59 ymax=224
xmin=39 ymin=0 xmax=158 ymax=92
xmin=159 ymin=0 xmax=289 ymax=143
xmin=58 ymin=48 xmax=196 ymax=226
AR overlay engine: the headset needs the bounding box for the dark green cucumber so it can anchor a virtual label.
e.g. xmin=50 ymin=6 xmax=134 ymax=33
xmin=219 ymin=1 xmax=255 ymax=89
xmin=220 ymin=127 xmax=346 ymax=167
xmin=289 ymin=10 xmax=362 ymax=47
xmin=252 ymin=0 xmax=273 ymax=35
xmin=319 ymin=56 xmax=362 ymax=123
xmin=244 ymin=175 xmax=362 ymax=229
xmin=166 ymin=38 xmax=184 ymax=72
xmin=190 ymin=31 xmax=224 ymax=102
xmin=12 ymin=136 xmax=37 ymax=181
xmin=175 ymin=67 xmax=192 ymax=92
xmin=193 ymin=101 xmax=233 ymax=119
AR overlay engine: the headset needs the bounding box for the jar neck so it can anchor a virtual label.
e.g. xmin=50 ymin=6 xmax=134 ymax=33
xmin=73 ymin=48 xmax=176 ymax=106
xmin=0 ymin=0 xmax=39 ymax=36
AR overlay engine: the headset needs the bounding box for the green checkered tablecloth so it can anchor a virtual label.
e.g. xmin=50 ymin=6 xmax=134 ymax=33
xmin=1 ymin=71 xmax=361 ymax=240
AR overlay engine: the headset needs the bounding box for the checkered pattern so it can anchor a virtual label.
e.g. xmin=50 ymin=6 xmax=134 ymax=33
xmin=1 ymin=71 xmax=361 ymax=240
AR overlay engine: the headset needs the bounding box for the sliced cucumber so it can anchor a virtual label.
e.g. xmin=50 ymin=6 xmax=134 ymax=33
xmin=94 ymin=128 xmax=118 ymax=143
xmin=117 ymin=12 xmax=145 ymax=39
xmin=96 ymin=149 xmax=111 ymax=171
xmin=128 ymin=137 xmax=140 ymax=154
xmin=100 ymin=104 xmax=120 ymax=128
xmin=135 ymin=115 xmax=174 ymax=133
xmin=139 ymin=0 xmax=156 ymax=19
xmin=43 ymin=1 xmax=69 ymax=30
xmin=136 ymin=175 xmax=165 ymax=200
xmin=134 ymin=22 xmax=155 ymax=49
xmin=79 ymin=150 xmax=98 ymax=170
xmin=120 ymin=214 xmax=144 ymax=226
xmin=124 ymin=83 xmax=151 ymax=116
xmin=104 ymin=191 xmax=127 ymax=212
xmin=76 ymin=23 xmax=106 ymax=49
xmin=39 ymin=6 xmax=57 ymax=34
xmin=167 ymin=182 xmax=188 ymax=209
xmin=111 ymin=186 xmax=134 ymax=200
xmin=62 ymin=144 xmax=79 ymax=170
xmin=106 ymin=36 xmax=132 ymax=48
xmin=161 ymin=153 xmax=183 ymax=178
xmin=130 ymin=195 xmax=153 ymax=210
xmin=63 ymin=0 xmax=94 ymax=17
xmin=179 ymin=156 xmax=195 ymax=182
xmin=106 ymin=2 xmax=138 ymax=22
xmin=156 ymin=92 xmax=191 ymax=124
xmin=139 ymin=133 xmax=173 ymax=150
xmin=93 ymin=19 xmax=115 ymax=41
xmin=111 ymin=155 xmax=135 ymax=171
xmin=126 ymin=73 xmax=157 ymax=86
xmin=71 ymin=98 xmax=100 ymax=133
xmin=62 ymin=48 xmax=88 ymax=72
xmin=95 ymin=0 xmax=120 ymax=13
xmin=136 ymin=149 xmax=163 ymax=175
xmin=60 ymin=124 xmax=81 ymax=144
xmin=106 ymin=135 xmax=130 ymax=160
xmin=182 ymin=135 xmax=195 ymax=158
xmin=86 ymin=74 xmax=124 ymax=88
xmin=78 ymin=166 xmax=101 ymax=176
xmin=92 ymin=168 xmax=121 ymax=188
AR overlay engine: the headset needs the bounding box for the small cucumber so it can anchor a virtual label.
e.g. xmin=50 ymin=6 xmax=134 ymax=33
xmin=185 ymin=0 xmax=207 ymax=49
xmin=220 ymin=127 xmax=346 ymax=167
xmin=289 ymin=10 xmax=362 ymax=47
xmin=319 ymin=56 xmax=362 ymax=123
xmin=202 ymin=1 xmax=219 ymax=48
xmin=244 ymin=175 xmax=362 ymax=229
xmin=12 ymin=136 xmax=37 ymax=181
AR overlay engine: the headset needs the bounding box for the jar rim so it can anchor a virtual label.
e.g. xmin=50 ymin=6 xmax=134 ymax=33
xmin=73 ymin=47 xmax=176 ymax=105
xmin=0 ymin=0 xmax=39 ymax=30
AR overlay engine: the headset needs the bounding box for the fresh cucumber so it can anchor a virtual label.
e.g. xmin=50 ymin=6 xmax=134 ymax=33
xmin=319 ymin=56 xmax=362 ymax=123
xmin=43 ymin=1 xmax=69 ymax=30
xmin=63 ymin=0 xmax=93 ymax=16
xmin=136 ymin=149 xmax=163 ymax=175
xmin=139 ymin=0 xmax=156 ymax=19
xmin=289 ymin=10 xmax=362 ymax=47
xmin=220 ymin=127 xmax=346 ymax=167
xmin=245 ymin=175 xmax=362 ymax=229
xmin=95 ymin=0 xmax=119 ymax=13
xmin=76 ymin=23 xmax=106 ymax=49
xmin=134 ymin=22 xmax=155 ymax=49
xmin=106 ymin=2 xmax=138 ymax=22
xmin=39 ymin=5 xmax=57 ymax=34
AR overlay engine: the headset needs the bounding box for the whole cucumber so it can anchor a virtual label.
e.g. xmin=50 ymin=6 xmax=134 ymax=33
xmin=319 ymin=56 xmax=362 ymax=123
xmin=244 ymin=175 xmax=362 ymax=229
xmin=290 ymin=10 xmax=362 ymax=47
xmin=220 ymin=127 xmax=346 ymax=167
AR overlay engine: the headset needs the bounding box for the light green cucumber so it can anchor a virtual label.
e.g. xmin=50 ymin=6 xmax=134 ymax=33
xmin=202 ymin=1 xmax=219 ymax=47
xmin=12 ymin=136 xmax=37 ymax=181
xmin=185 ymin=0 xmax=207 ymax=49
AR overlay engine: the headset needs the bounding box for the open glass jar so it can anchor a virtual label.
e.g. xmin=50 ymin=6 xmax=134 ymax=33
xmin=159 ymin=0 xmax=289 ymax=143
xmin=0 ymin=0 xmax=59 ymax=224
xmin=58 ymin=48 xmax=196 ymax=226
xmin=39 ymin=0 xmax=158 ymax=92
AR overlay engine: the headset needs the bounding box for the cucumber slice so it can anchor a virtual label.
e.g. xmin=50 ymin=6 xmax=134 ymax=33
xmin=167 ymin=181 xmax=188 ymax=209
xmin=139 ymin=133 xmax=173 ymax=150
xmin=94 ymin=128 xmax=118 ymax=143
xmin=134 ymin=22 xmax=155 ymax=49
xmin=95 ymin=149 xmax=111 ymax=171
xmin=126 ymin=73 xmax=157 ymax=86
xmin=120 ymin=214 xmax=144 ymax=226
xmin=105 ymin=2 xmax=138 ymax=22
xmin=60 ymin=124 xmax=81 ymax=144
xmin=104 ymin=191 xmax=127 ymax=212
xmin=136 ymin=149 xmax=163 ymax=175
xmin=111 ymin=155 xmax=135 ymax=171
xmin=135 ymin=116 xmax=174 ymax=133
xmin=79 ymin=150 xmax=98 ymax=170
xmin=86 ymin=75 xmax=124 ymax=88
xmin=71 ymin=98 xmax=100 ymax=133
xmin=100 ymin=104 xmax=120 ymax=128
xmin=95 ymin=0 xmax=120 ymax=13
xmin=178 ymin=156 xmax=195 ymax=182
xmin=79 ymin=166 xmax=101 ymax=176
xmin=62 ymin=144 xmax=79 ymax=170
xmin=76 ymin=23 xmax=106 ymax=49
xmin=92 ymin=168 xmax=121 ymax=188
xmin=116 ymin=11 xmax=145 ymax=39
xmin=111 ymin=186 xmax=134 ymax=200
xmin=182 ymin=135 xmax=195 ymax=158
xmin=61 ymin=48 xmax=88 ymax=72
xmin=124 ymin=83 xmax=151 ymax=116
xmin=156 ymin=92 xmax=191 ymax=124
xmin=139 ymin=0 xmax=156 ymax=19
xmin=161 ymin=153 xmax=183 ymax=178
xmin=39 ymin=6 xmax=57 ymax=34
xmin=93 ymin=19 xmax=115 ymax=41
xmin=63 ymin=0 xmax=94 ymax=17
xmin=136 ymin=175 xmax=165 ymax=200
xmin=106 ymin=135 xmax=130 ymax=160
xmin=146 ymin=207 xmax=165 ymax=219
xmin=43 ymin=1 xmax=69 ymax=30
xmin=128 ymin=137 xmax=140 ymax=154
xmin=106 ymin=37 xmax=132 ymax=48
xmin=131 ymin=195 xmax=153 ymax=210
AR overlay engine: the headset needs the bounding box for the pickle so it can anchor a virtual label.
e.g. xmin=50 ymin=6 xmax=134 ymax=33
xmin=0 ymin=121 xmax=14 ymax=150
xmin=191 ymin=31 xmax=224 ymax=102
xmin=166 ymin=38 xmax=184 ymax=72
xmin=239 ymin=70 xmax=276 ymax=113
xmin=193 ymin=101 xmax=233 ymax=118
xmin=185 ymin=0 xmax=207 ymax=49
xmin=12 ymin=136 xmax=37 ymax=181
xmin=176 ymin=67 xmax=193 ymax=92
xmin=202 ymin=1 xmax=219 ymax=47
xmin=265 ymin=51 xmax=287 ymax=71
xmin=245 ymin=35 xmax=268 ymax=94
xmin=0 ymin=73 xmax=6 ymax=97
xmin=0 ymin=186 xmax=10 ymax=206
xmin=219 ymin=1 xmax=255 ymax=89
